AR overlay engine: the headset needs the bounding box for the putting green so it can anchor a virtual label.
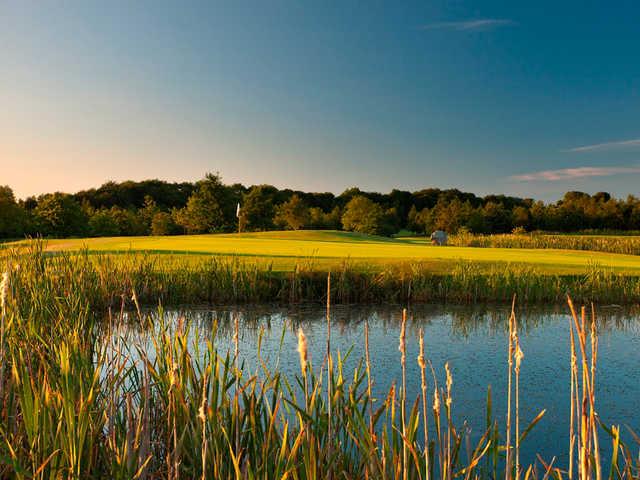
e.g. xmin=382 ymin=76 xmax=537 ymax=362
xmin=9 ymin=230 xmax=640 ymax=274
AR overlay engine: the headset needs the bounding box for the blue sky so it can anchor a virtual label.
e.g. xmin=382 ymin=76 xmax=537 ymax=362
xmin=1 ymin=1 xmax=639 ymax=201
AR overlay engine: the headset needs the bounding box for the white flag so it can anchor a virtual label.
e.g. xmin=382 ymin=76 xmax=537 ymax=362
xmin=236 ymin=202 xmax=241 ymax=218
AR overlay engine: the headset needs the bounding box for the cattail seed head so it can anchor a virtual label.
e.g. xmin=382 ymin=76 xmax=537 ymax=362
xmin=445 ymin=362 xmax=453 ymax=408
xmin=169 ymin=362 xmax=179 ymax=388
xmin=417 ymin=330 xmax=426 ymax=369
xmin=433 ymin=387 xmax=440 ymax=414
xmin=297 ymin=327 xmax=309 ymax=375
xmin=399 ymin=309 xmax=407 ymax=363
xmin=1 ymin=271 xmax=8 ymax=312
xmin=445 ymin=363 xmax=453 ymax=392
xmin=514 ymin=341 xmax=524 ymax=374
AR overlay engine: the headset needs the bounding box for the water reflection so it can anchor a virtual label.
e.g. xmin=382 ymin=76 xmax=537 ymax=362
xmin=104 ymin=303 xmax=640 ymax=469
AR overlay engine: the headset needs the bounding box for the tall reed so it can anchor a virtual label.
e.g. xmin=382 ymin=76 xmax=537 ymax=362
xmin=449 ymin=231 xmax=640 ymax=256
xmin=0 ymin=246 xmax=638 ymax=479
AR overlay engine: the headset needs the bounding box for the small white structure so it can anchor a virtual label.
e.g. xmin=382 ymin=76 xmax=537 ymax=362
xmin=430 ymin=230 xmax=448 ymax=246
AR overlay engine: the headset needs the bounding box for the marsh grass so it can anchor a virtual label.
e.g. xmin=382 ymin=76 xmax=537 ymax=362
xmin=4 ymin=242 xmax=640 ymax=308
xmin=449 ymin=232 xmax=640 ymax=256
xmin=0 ymin=246 xmax=639 ymax=478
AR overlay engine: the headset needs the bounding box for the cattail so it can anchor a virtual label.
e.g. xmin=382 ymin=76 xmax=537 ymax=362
xmin=514 ymin=342 xmax=524 ymax=374
xmin=0 ymin=271 xmax=7 ymax=401
xmin=418 ymin=330 xmax=430 ymax=480
xmin=398 ymin=309 xmax=407 ymax=361
xmin=514 ymin=333 xmax=524 ymax=480
xmin=445 ymin=362 xmax=453 ymax=409
xmin=199 ymin=371 xmax=209 ymax=480
xmin=433 ymin=384 xmax=443 ymax=480
xmin=297 ymin=327 xmax=309 ymax=375
xmin=505 ymin=296 xmax=517 ymax=480
xmin=399 ymin=309 xmax=408 ymax=480
xmin=0 ymin=271 xmax=8 ymax=313
xmin=433 ymin=386 xmax=440 ymax=416
xmin=590 ymin=311 xmax=601 ymax=480
xmin=326 ymin=272 xmax=333 ymax=480
xmin=417 ymin=332 xmax=426 ymax=370
xmin=444 ymin=362 xmax=453 ymax=480
xmin=234 ymin=313 xmax=240 ymax=461
xmin=131 ymin=288 xmax=142 ymax=320
xmin=364 ymin=320 xmax=374 ymax=452
xmin=169 ymin=362 xmax=179 ymax=388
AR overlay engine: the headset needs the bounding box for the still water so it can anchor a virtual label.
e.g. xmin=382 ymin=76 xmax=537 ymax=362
xmin=115 ymin=303 xmax=640 ymax=469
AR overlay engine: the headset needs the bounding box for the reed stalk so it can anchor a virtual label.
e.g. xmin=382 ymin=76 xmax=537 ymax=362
xmin=590 ymin=308 xmax=601 ymax=480
xmin=569 ymin=319 xmax=577 ymax=480
xmin=505 ymin=296 xmax=516 ymax=480
xmin=326 ymin=272 xmax=333 ymax=480
xmin=514 ymin=325 xmax=524 ymax=480
xmin=0 ymin=270 xmax=8 ymax=403
xmin=199 ymin=370 xmax=209 ymax=480
xmin=418 ymin=329 xmax=430 ymax=480
xmin=0 ymin=246 xmax=636 ymax=480
xmin=234 ymin=313 xmax=240 ymax=464
xmin=364 ymin=318 xmax=375 ymax=480
xmin=399 ymin=308 xmax=408 ymax=480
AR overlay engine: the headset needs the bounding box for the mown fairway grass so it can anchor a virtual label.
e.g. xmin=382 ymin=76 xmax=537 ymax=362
xmin=11 ymin=229 xmax=640 ymax=274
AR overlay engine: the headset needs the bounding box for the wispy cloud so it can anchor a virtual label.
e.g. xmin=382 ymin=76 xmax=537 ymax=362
xmin=566 ymin=138 xmax=640 ymax=153
xmin=420 ymin=19 xmax=515 ymax=32
xmin=509 ymin=166 xmax=640 ymax=182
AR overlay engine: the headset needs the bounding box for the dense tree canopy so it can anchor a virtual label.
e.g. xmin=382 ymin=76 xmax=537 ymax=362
xmin=174 ymin=173 xmax=236 ymax=233
xmin=33 ymin=193 xmax=87 ymax=237
xmin=274 ymin=194 xmax=309 ymax=230
xmin=239 ymin=185 xmax=277 ymax=232
xmin=0 ymin=186 xmax=28 ymax=238
xmin=2 ymin=174 xmax=640 ymax=239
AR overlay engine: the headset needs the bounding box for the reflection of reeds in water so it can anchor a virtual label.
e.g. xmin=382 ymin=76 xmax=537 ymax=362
xmin=2 ymin=248 xmax=640 ymax=478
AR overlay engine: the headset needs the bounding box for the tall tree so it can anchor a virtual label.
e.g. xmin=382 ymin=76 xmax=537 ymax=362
xmin=239 ymin=185 xmax=278 ymax=231
xmin=174 ymin=173 xmax=235 ymax=233
xmin=341 ymin=196 xmax=386 ymax=235
xmin=0 ymin=186 xmax=27 ymax=238
xmin=274 ymin=194 xmax=309 ymax=230
xmin=34 ymin=193 xmax=88 ymax=237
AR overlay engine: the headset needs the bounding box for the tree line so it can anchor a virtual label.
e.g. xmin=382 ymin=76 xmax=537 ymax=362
xmin=1 ymin=173 xmax=640 ymax=239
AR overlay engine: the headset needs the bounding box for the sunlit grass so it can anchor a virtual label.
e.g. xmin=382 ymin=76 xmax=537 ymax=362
xmin=8 ymin=230 xmax=640 ymax=275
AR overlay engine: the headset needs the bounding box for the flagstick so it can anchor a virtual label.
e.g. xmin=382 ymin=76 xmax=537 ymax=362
xmin=236 ymin=202 xmax=241 ymax=233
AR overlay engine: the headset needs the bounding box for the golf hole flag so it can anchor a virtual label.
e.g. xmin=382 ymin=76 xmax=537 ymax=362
xmin=236 ymin=203 xmax=241 ymax=218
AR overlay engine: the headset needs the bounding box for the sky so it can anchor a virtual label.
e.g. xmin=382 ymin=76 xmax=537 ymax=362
xmin=1 ymin=1 xmax=639 ymax=201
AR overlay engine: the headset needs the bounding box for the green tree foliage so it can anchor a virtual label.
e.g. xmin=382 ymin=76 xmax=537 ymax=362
xmin=174 ymin=173 xmax=236 ymax=233
xmin=0 ymin=186 xmax=28 ymax=238
xmin=139 ymin=196 xmax=160 ymax=232
xmin=308 ymin=206 xmax=341 ymax=229
xmin=88 ymin=210 xmax=121 ymax=237
xmin=75 ymin=179 xmax=195 ymax=210
xmin=239 ymin=185 xmax=278 ymax=232
xmin=341 ymin=196 xmax=387 ymax=235
xmin=432 ymin=199 xmax=473 ymax=233
xmin=512 ymin=206 xmax=531 ymax=230
xmin=87 ymin=207 xmax=147 ymax=237
xmin=34 ymin=193 xmax=88 ymax=237
xmin=151 ymin=211 xmax=179 ymax=235
xmin=481 ymin=202 xmax=512 ymax=233
xmin=6 ymin=174 xmax=640 ymax=239
xmin=274 ymin=194 xmax=309 ymax=230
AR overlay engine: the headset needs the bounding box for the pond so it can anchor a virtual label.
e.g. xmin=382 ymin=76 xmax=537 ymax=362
xmin=112 ymin=303 xmax=640 ymax=470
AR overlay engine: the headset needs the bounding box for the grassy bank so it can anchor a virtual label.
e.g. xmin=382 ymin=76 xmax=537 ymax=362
xmin=9 ymin=230 xmax=640 ymax=274
xmin=3 ymin=245 xmax=640 ymax=306
xmin=0 ymin=251 xmax=636 ymax=479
